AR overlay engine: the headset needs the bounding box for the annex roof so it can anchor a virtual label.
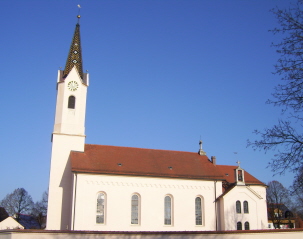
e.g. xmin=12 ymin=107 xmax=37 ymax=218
xmin=217 ymin=165 xmax=265 ymax=185
xmin=70 ymin=144 xmax=226 ymax=180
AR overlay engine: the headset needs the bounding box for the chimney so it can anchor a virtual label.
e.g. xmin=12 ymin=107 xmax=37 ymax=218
xmin=211 ymin=156 xmax=216 ymax=166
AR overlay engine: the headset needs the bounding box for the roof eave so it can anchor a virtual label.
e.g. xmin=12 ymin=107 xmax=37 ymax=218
xmin=71 ymin=170 xmax=225 ymax=181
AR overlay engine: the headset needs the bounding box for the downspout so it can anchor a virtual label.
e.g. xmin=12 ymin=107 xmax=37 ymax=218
xmin=72 ymin=172 xmax=78 ymax=230
xmin=214 ymin=180 xmax=217 ymax=231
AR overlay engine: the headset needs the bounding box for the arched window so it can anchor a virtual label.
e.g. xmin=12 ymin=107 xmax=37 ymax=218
xmin=237 ymin=221 xmax=242 ymax=230
xmin=96 ymin=192 xmax=105 ymax=224
xmin=195 ymin=197 xmax=203 ymax=225
xmin=244 ymin=221 xmax=250 ymax=230
xmin=68 ymin=95 xmax=76 ymax=109
xmin=131 ymin=194 xmax=140 ymax=225
xmin=243 ymin=201 xmax=249 ymax=213
xmin=236 ymin=200 xmax=241 ymax=213
xmin=164 ymin=195 xmax=172 ymax=225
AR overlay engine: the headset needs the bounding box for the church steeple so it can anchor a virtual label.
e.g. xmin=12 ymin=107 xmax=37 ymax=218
xmin=63 ymin=17 xmax=84 ymax=80
xmin=47 ymin=13 xmax=88 ymax=230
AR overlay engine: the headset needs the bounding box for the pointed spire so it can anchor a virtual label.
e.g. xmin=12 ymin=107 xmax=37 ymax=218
xmin=63 ymin=17 xmax=83 ymax=80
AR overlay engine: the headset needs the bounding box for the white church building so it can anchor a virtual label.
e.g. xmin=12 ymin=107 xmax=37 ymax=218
xmin=46 ymin=18 xmax=268 ymax=232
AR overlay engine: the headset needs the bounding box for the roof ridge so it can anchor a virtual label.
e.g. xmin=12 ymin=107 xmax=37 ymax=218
xmin=85 ymin=144 xmax=204 ymax=155
xmin=217 ymin=165 xmax=237 ymax=167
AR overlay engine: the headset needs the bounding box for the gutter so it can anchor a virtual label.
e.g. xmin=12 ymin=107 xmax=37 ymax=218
xmin=72 ymin=173 xmax=78 ymax=230
xmin=214 ymin=180 xmax=217 ymax=231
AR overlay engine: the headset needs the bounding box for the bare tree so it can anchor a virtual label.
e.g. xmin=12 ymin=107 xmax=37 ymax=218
xmin=248 ymin=1 xmax=303 ymax=190
xmin=267 ymin=181 xmax=291 ymax=229
xmin=289 ymin=167 xmax=303 ymax=217
xmin=0 ymin=188 xmax=34 ymax=221
xmin=268 ymin=0 xmax=303 ymax=112
xmin=31 ymin=191 xmax=48 ymax=229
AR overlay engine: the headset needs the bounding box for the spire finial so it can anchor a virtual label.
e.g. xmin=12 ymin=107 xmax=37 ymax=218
xmin=77 ymin=4 xmax=81 ymax=23
xmin=236 ymin=160 xmax=241 ymax=168
xmin=198 ymin=140 xmax=206 ymax=156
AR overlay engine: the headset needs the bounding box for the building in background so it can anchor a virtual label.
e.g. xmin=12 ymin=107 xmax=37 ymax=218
xmin=0 ymin=209 xmax=41 ymax=230
xmin=267 ymin=203 xmax=296 ymax=229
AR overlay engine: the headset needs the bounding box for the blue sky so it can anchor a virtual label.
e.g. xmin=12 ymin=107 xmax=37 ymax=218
xmin=0 ymin=0 xmax=297 ymax=202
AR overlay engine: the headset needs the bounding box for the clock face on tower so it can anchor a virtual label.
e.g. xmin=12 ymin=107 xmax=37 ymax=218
xmin=68 ymin=81 xmax=79 ymax=91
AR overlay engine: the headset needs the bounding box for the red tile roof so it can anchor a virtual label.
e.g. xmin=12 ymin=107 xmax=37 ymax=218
xmin=214 ymin=166 xmax=266 ymax=200
xmin=216 ymin=165 xmax=265 ymax=185
xmin=70 ymin=144 xmax=226 ymax=180
xmin=70 ymin=145 xmax=265 ymax=185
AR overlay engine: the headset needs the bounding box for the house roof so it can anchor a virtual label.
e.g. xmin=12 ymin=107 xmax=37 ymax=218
xmin=267 ymin=203 xmax=294 ymax=218
xmin=70 ymin=144 xmax=226 ymax=180
xmin=0 ymin=217 xmax=24 ymax=230
xmin=216 ymin=165 xmax=265 ymax=186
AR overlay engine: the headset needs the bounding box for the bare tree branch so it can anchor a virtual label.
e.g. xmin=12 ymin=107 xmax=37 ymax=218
xmin=248 ymin=2 xmax=303 ymax=191
xmin=267 ymin=181 xmax=292 ymax=229
xmin=0 ymin=188 xmax=34 ymax=221
xmin=31 ymin=191 xmax=48 ymax=229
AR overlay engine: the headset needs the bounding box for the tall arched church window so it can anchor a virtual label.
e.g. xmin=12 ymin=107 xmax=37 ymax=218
xmin=244 ymin=221 xmax=250 ymax=230
xmin=244 ymin=201 xmax=249 ymax=213
xmin=96 ymin=192 xmax=105 ymax=224
xmin=237 ymin=221 xmax=242 ymax=230
xmin=164 ymin=195 xmax=172 ymax=225
xmin=236 ymin=200 xmax=241 ymax=213
xmin=68 ymin=95 xmax=76 ymax=109
xmin=131 ymin=194 xmax=140 ymax=225
xmin=195 ymin=197 xmax=203 ymax=225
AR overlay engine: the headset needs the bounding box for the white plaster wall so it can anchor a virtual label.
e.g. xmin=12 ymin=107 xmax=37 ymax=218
xmin=72 ymin=174 xmax=222 ymax=231
xmin=217 ymin=197 xmax=225 ymax=230
xmin=47 ymin=134 xmax=85 ymax=230
xmin=54 ymin=67 xmax=87 ymax=136
xmin=1 ymin=230 xmax=303 ymax=239
xmin=221 ymin=185 xmax=267 ymax=230
xmin=47 ymin=68 xmax=87 ymax=230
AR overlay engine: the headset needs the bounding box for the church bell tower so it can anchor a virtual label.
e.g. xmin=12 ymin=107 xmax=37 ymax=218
xmin=47 ymin=16 xmax=89 ymax=230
